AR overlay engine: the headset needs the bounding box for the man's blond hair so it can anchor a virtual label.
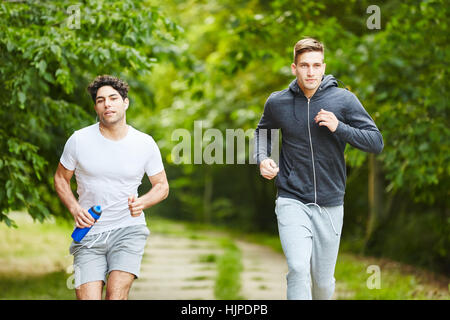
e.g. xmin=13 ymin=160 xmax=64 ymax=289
xmin=293 ymin=38 xmax=324 ymax=64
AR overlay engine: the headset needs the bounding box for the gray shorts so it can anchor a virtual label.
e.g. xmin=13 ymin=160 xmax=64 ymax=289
xmin=69 ymin=224 xmax=150 ymax=288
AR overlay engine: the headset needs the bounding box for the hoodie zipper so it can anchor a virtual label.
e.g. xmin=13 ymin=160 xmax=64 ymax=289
xmin=307 ymin=97 xmax=317 ymax=203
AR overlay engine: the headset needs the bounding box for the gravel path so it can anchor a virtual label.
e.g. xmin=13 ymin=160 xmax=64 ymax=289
xmin=129 ymin=232 xmax=288 ymax=300
xmin=129 ymin=233 xmax=223 ymax=300
xmin=235 ymin=240 xmax=287 ymax=300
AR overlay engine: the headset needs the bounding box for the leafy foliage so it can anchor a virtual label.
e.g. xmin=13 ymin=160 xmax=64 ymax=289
xmin=0 ymin=0 xmax=180 ymax=224
xmin=141 ymin=0 xmax=449 ymax=272
xmin=1 ymin=0 xmax=448 ymax=273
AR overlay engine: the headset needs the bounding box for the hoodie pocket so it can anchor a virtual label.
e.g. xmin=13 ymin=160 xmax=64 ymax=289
xmin=316 ymin=156 xmax=346 ymax=195
xmin=286 ymin=165 xmax=313 ymax=196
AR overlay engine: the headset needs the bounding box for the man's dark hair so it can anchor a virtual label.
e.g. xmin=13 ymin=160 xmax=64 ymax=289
xmin=87 ymin=75 xmax=129 ymax=103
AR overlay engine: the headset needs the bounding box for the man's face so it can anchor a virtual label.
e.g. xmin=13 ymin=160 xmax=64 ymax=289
xmin=94 ymin=85 xmax=129 ymax=125
xmin=291 ymin=51 xmax=326 ymax=94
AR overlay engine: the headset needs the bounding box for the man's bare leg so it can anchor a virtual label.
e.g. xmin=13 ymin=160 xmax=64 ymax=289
xmin=105 ymin=270 xmax=135 ymax=300
xmin=76 ymin=280 xmax=104 ymax=300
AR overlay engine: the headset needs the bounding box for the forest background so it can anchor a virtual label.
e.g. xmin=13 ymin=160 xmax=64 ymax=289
xmin=0 ymin=0 xmax=448 ymax=277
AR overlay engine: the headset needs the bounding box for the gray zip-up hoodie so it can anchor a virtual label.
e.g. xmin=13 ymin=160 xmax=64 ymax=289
xmin=254 ymin=74 xmax=383 ymax=206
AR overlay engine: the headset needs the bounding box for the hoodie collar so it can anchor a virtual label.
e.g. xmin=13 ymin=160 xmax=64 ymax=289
xmin=289 ymin=74 xmax=338 ymax=98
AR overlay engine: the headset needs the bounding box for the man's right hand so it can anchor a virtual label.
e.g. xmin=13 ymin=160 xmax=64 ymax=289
xmin=71 ymin=206 xmax=95 ymax=229
xmin=259 ymin=158 xmax=279 ymax=180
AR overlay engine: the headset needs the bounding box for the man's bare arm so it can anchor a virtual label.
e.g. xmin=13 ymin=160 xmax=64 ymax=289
xmin=54 ymin=162 xmax=95 ymax=228
xmin=128 ymin=170 xmax=169 ymax=217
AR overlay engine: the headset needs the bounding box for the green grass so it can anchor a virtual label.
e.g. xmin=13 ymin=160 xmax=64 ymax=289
xmin=334 ymin=253 xmax=450 ymax=300
xmin=214 ymin=238 xmax=244 ymax=300
xmin=185 ymin=276 xmax=211 ymax=281
xmin=0 ymin=212 xmax=76 ymax=300
xmin=0 ymin=271 xmax=75 ymax=300
xmin=198 ymin=253 xmax=217 ymax=263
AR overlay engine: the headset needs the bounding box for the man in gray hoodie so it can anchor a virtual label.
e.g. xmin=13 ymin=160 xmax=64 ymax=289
xmin=254 ymin=38 xmax=383 ymax=300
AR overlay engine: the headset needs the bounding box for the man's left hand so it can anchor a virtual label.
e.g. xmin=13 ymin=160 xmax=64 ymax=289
xmin=128 ymin=195 xmax=144 ymax=217
xmin=315 ymin=109 xmax=339 ymax=132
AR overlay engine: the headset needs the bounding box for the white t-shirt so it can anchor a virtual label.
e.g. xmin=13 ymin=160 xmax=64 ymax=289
xmin=60 ymin=122 xmax=164 ymax=234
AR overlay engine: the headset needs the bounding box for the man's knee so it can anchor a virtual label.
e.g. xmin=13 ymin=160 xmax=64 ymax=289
xmin=287 ymin=261 xmax=310 ymax=281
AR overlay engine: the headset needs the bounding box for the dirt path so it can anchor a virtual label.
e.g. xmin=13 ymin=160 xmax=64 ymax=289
xmin=235 ymin=240 xmax=287 ymax=300
xmin=129 ymin=232 xmax=288 ymax=300
xmin=129 ymin=233 xmax=223 ymax=299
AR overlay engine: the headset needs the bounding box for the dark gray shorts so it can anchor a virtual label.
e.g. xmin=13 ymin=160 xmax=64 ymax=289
xmin=69 ymin=224 xmax=150 ymax=288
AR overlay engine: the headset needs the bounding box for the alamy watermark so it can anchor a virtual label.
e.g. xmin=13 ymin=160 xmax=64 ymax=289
xmin=366 ymin=265 xmax=381 ymax=289
xmin=366 ymin=5 xmax=381 ymax=30
xmin=66 ymin=264 xmax=81 ymax=290
xmin=171 ymin=121 xmax=279 ymax=165
xmin=67 ymin=3 xmax=81 ymax=29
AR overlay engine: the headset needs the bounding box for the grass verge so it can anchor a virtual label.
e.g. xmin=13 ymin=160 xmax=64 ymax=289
xmin=0 ymin=271 xmax=75 ymax=300
xmin=0 ymin=212 xmax=75 ymax=300
xmin=214 ymin=238 xmax=244 ymax=300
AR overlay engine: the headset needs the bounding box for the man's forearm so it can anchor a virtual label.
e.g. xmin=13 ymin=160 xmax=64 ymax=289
xmin=140 ymin=182 xmax=169 ymax=210
xmin=254 ymin=127 xmax=272 ymax=165
xmin=334 ymin=121 xmax=384 ymax=154
xmin=54 ymin=177 xmax=80 ymax=215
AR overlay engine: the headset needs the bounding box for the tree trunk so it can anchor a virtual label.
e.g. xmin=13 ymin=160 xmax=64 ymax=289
xmin=203 ymin=166 xmax=213 ymax=224
xmin=365 ymin=154 xmax=385 ymax=248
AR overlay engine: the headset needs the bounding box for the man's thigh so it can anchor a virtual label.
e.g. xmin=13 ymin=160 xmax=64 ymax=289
xmin=76 ymin=280 xmax=104 ymax=300
xmin=106 ymin=270 xmax=135 ymax=300
xmin=70 ymin=234 xmax=108 ymax=291
xmin=104 ymin=225 xmax=150 ymax=299
xmin=106 ymin=224 xmax=150 ymax=279
xmin=275 ymin=197 xmax=313 ymax=262
xmin=310 ymin=205 xmax=344 ymax=282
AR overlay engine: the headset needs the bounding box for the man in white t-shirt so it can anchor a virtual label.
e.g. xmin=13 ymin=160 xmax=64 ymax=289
xmin=54 ymin=75 xmax=169 ymax=300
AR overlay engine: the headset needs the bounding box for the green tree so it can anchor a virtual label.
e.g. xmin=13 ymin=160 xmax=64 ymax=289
xmin=0 ymin=0 xmax=180 ymax=226
xmin=144 ymin=0 xmax=449 ymax=272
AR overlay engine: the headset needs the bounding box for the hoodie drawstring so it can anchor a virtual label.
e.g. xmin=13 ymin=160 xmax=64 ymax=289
xmin=306 ymin=202 xmax=339 ymax=236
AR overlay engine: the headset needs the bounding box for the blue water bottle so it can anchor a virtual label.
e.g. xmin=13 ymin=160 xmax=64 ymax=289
xmin=71 ymin=205 xmax=102 ymax=243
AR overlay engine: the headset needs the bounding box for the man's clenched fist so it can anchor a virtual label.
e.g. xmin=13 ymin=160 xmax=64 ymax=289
xmin=128 ymin=195 xmax=144 ymax=217
xmin=259 ymin=158 xmax=279 ymax=180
